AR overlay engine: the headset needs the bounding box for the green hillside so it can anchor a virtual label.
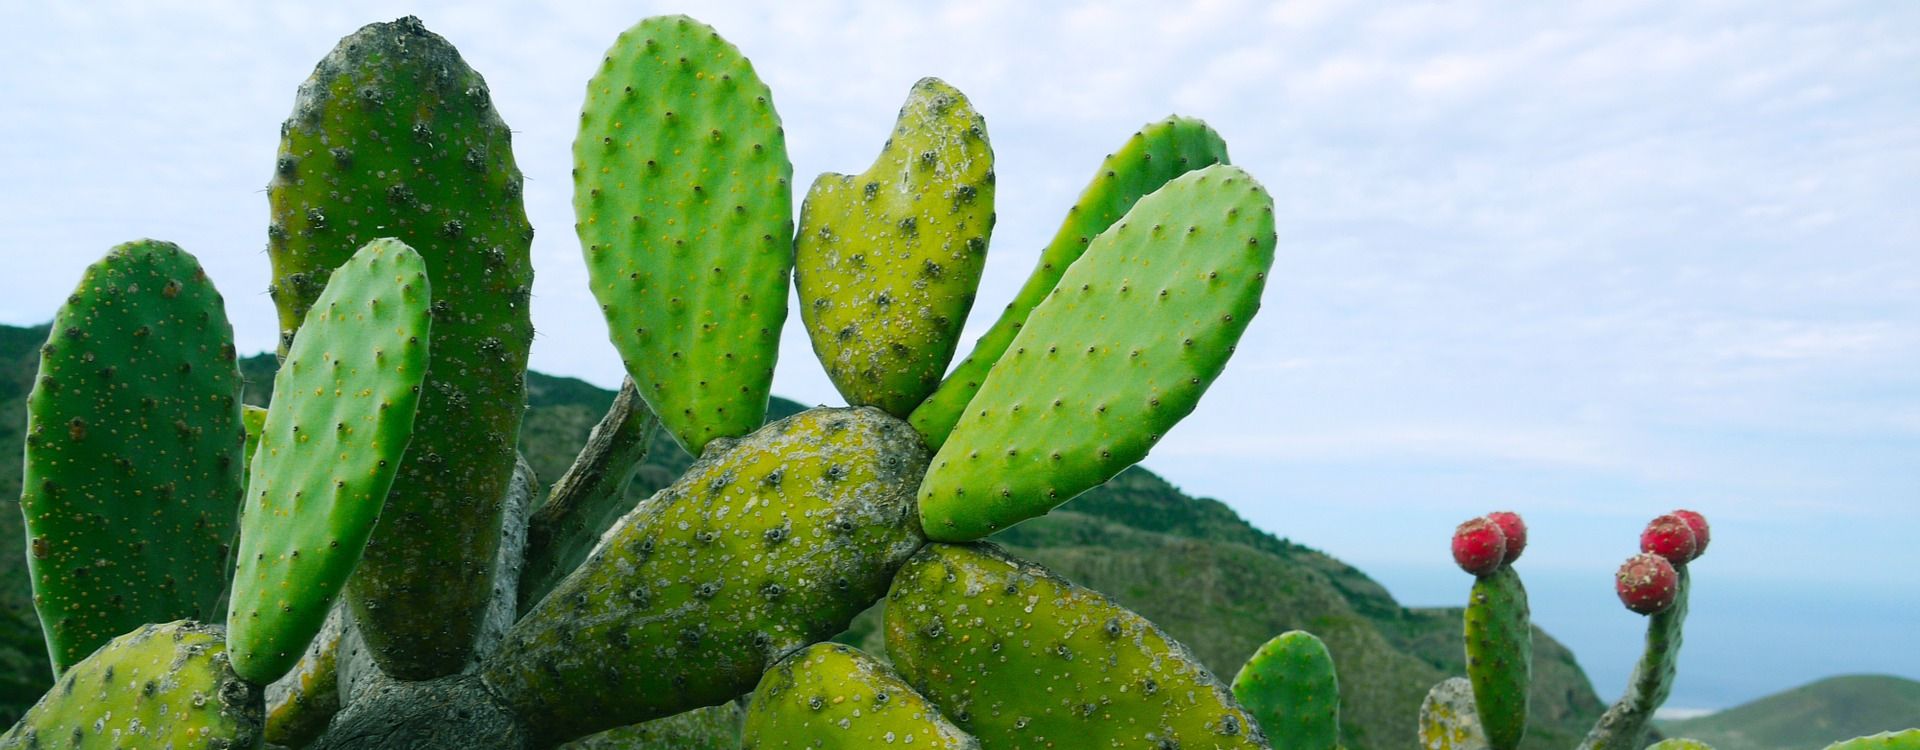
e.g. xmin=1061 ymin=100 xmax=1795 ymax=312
xmin=1658 ymin=675 xmax=1920 ymax=750
xmin=1 ymin=322 xmax=1607 ymax=747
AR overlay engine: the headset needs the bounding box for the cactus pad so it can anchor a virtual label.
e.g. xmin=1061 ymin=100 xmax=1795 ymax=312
xmin=910 ymin=115 xmax=1228 ymax=448
xmin=917 ymin=164 xmax=1276 ymax=541
xmin=1233 ymin=630 xmax=1340 ymax=750
xmin=1647 ymin=740 xmax=1717 ymax=750
xmin=794 ymin=77 xmax=995 ymax=417
xmin=1823 ymin=731 xmax=1920 ymax=750
xmin=576 ymin=15 xmax=793 ymax=453
xmin=227 ymin=239 xmax=431 ymax=685
xmin=482 ymin=406 xmax=929 ymax=745
xmin=1465 ymin=565 xmax=1530 ymax=750
xmin=269 ymin=15 xmax=535 ymax=679
xmin=20 ymin=239 xmax=244 ymax=674
xmin=884 ymin=543 xmax=1266 ymax=749
xmin=0 ymin=620 xmax=262 ymax=750
xmin=1582 ymin=568 xmax=1690 ymax=750
xmin=741 ymin=643 xmax=978 ymax=749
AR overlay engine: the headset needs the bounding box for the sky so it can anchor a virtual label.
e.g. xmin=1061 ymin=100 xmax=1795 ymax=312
xmin=2 ymin=1 xmax=1916 ymax=714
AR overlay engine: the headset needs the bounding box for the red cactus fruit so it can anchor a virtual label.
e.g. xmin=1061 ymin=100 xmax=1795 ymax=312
xmin=1640 ymin=513 xmax=1700 ymax=564
xmin=1616 ymin=552 xmax=1680 ymax=615
xmin=1670 ymin=509 xmax=1710 ymax=558
xmin=1451 ymin=517 xmax=1508 ymax=576
xmin=1485 ymin=510 xmax=1528 ymax=564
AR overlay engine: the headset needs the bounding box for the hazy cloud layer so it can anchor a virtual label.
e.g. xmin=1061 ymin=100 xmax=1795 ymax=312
xmin=3 ymin=1 xmax=1915 ymax=709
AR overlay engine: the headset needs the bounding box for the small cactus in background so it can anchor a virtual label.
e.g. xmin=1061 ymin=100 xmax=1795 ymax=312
xmin=1455 ymin=512 xmax=1532 ymax=750
xmin=1233 ymin=630 xmax=1341 ymax=750
xmin=1582 ymin=511 xmax=1713 ymax=750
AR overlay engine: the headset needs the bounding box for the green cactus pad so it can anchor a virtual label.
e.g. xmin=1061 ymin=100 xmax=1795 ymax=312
xmin=1582 ymin=569 xmax=1690 ymax=750
xmin=19 ymin=239 xmax=244 ymax=674
xmin=268 ymin=15 xmax=535 ymax=680
xmin=1647 ymin=740 xmax=1717 ymax=750
xmin=794 ymin=78 xmax=995 ymax=417
xmin=1465 ymin=566 xmax=1530 ymax=750
xmin=1419 ymin=677 xmax=1490 ymax=750
xmin=576 ymin=15 xmax=793 ymax=454
xmin=910 ymin=115 xmax=1228 ymax=448
xmin=884 ymin=543 xmax=1266 ymax=749
xmin=241 ymin=405 xmax=267 ymax=472
xmin=917 ymin=164 xmax=1275 ymax=541
xmin=227 ymin=239 xmax=431 ymax=685
xmin=482 ymin=407 xmax=929 ymax=746
xmin=741 ymin=643 xmax=978 ymax=749
xmin=1824 ymin=731 xmax=1920 ymax=750
xmin=1233 ymin=630 xmax=1340 ymax=750
xmin=0 ymin=620 xmax=262 ymax=749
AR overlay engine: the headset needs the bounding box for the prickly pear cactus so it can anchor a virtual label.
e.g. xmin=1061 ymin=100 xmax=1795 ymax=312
xmin=911 ymin=115 xmax=1229 ymax=448
xmin=1233 ymin=630 xmax=1340 ymax=750
xmin=741 ymin=643 xmax=978 ymax=749
xmin=794 ymin=77 xmax=996 ymax=418
xmin=1824 ymin=731 xmax=1920 ymax=750
xmin=1420 ymin=677 xmax=1490 ymax=750
xmin=884 ymin=543 xmax=1266 ymax=749
xmin=917 ymin=164 xmax=1276 ymax=541
xmin=1647 ymin=739 xmax=1716 ymax=750
xmin=482 ymin=407 xmax=929 ymax=746
xmin=1465 ymin=566 xmax=1530 ymax=750
xmin=19 ymin=240 xmax=244 ymax=675
xmin=0 ymin=620 xmax=262 ymax=750
xmin=1581 ymin=568 xmax=1690 ymax=750
xmin=575 ymin=15 xmax=794 ymax=454
xmin=267 ymin=15 xmax=536 ymax=680
xmin=227 ymin=239 xmax=432 ymax=685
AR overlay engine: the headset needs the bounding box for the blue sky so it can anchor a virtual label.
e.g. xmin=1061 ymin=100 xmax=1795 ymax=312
xmin=2 ymin=2 xmax=1915 ymax=713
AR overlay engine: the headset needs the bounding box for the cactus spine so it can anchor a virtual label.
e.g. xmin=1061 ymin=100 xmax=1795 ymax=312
xmin=20 ymin=240 xmax=244 ymax=675
xmin=267 ymin=16 xmax=534 ymax=679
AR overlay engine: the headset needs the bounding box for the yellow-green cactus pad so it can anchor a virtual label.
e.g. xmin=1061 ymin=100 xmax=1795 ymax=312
xmin=884 ymin=543 xmax=1266 ymax=749
xmin=228 ymin=239 xmax=431 ymax=685
xmin=483 ymin=407 xmax=929 ymax=746
xmin=0 ymin=621 xmax=262 ymax=750
xmin=1647 ymin=740 xmax=1716 ymax=750
xmin=1823 ymin=731 xmax=1920 ymax=750
xmin=742 ymin=643 xmax=977 ymax=749
xmin=1419 ymin=677 xmax=1489 ymax=750
xmin=917 ymin=164 xmax=1276 ymax=541
xmin=795 ymin=78 xmax=995 ymax=417
xmin=20 ymin=240 xmax=244 ymax=674
xmin=576 ymin=15 xmax=793 ymax=454
xmin=268 ymin=16 xmax=534 ymax=679
xmin=911 ymin=115 xmax=1227 ymax=448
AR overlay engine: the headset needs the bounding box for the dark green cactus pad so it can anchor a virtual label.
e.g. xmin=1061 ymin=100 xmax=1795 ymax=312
xmin=576 ymin=15 xmax=793 ymax=454
xmin=1582 ymin=569 xmax=1689 ymax=750
xmin=1419 ymin=677 xmax=1490 ymax=750
xmin=1465 ymin=566 xmax=1530 ymax=750
xmin=1232 ymin=630 xmax=1340 ymax=750
xmin=741 ymin=643 xmax=978 ymax=749
xmin=268 ymin=15 xmax=535 ymax=679
xmin=1823 ymin=731 xmax=1920 ymax=750
xmin=482 ymin=407 xmax=929 ymax=746
xmin=0 ymin=620 xmax=263 ymax=750
xmin=228 ymin=239 xmax=431 ymax=685
xmin=917 ymin=164 xmax=1275 ymax=541
xmin=19 ymin=239 xmax=244 ymax=674
xmin=884 ymin=543 xmax=1266 ymax=749
xmin=910 ymin=115 xmax=1228 ymax=448
xmin=794 ymin=78 xmax=995 ymax=417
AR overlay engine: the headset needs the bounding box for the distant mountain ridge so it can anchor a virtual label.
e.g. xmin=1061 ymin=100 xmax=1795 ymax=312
xmin=1657 ymin=675 xmax=1920 ymax=750
xmin=0 ymin=322 xmax=1609 ymax=748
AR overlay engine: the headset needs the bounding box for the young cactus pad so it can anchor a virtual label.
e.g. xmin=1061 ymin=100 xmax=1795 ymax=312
xmin=576 ymin=15 xmax=794 ymax=453
xmin=917 ymin=164 xmax=1276 ymax=541
xmin=268 ymin=16 xmax=534 ymax=679
xmin=910 ymin=115 xmax=1229 ymax=448
xmin=1465 ymin=565 xmax=1531 ymax=750
xmin=227 ymin=239 xmax=432 ymax=685
xmin=1232 ymin=630 xmax=1341 ymax=750
xmin=482 ymin=407 xmax=929 ymax=746
xmin=20 ymin=239 xmax=243 ymax=674
xmin=794 ymin=77 xmax=996 ymax=417
xmin=0 ymin=620 xmax=263 ymax=750
xmin=884 ymin=543 xmax=1267 ymax=749
xmin=741 ymin=643 xmax=979 ymax=750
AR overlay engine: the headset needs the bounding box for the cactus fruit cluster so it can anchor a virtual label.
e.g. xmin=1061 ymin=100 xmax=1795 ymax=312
xmin=7 ymin=12 xmax=1913 ymax=750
